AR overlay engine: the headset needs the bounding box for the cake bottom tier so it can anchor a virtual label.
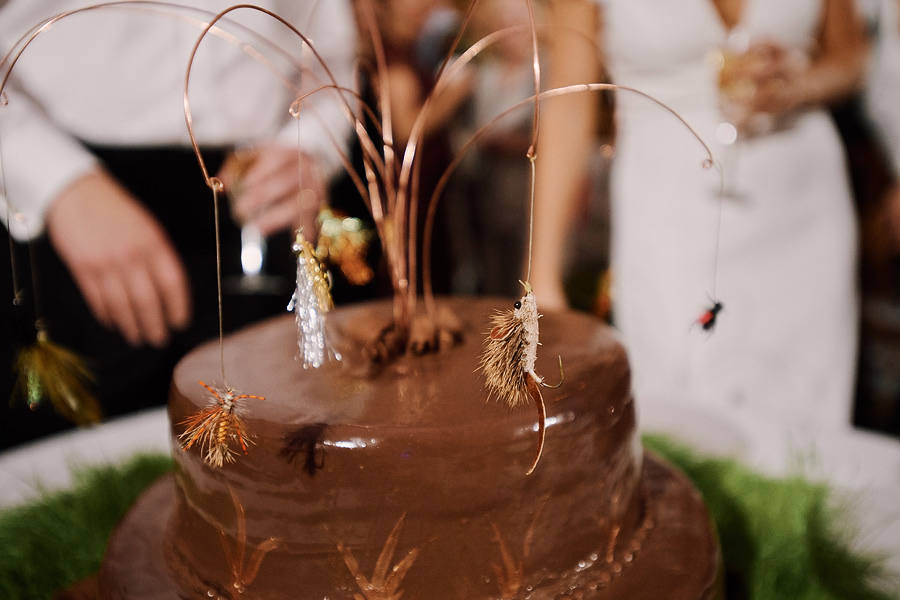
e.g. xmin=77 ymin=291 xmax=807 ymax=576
xmin=97 ymin=454 xmax=722 ymax=600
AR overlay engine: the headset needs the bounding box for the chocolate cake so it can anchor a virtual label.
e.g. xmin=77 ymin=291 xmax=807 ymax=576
xmin=96 ymin=296 xmax=721 ymax=599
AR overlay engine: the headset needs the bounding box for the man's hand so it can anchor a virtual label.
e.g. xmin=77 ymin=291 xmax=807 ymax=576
xmin=45 ymin=169 xmax=191 ymax=347
xmin=218 ymin=144 xmax=325 ymax=239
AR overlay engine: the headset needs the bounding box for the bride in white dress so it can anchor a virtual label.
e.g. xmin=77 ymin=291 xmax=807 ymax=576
xmin=531 ymin=0 xmax=869 ymax=429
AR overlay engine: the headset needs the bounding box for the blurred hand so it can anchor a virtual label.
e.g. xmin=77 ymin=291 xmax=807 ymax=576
xmin=740 ymin=41 xmax=807 ymax=116
xmin=722 ymin=40 xmax=807 ymax=134
xmin=45 ymin=169 xmax=191 ymax=347
xmin=217 ymin=143 xmax=325 ymax=239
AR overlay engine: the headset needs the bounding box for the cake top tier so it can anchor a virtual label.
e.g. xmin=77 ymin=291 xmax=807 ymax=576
xmin=172 ymin=296 xmax=631 ymax=435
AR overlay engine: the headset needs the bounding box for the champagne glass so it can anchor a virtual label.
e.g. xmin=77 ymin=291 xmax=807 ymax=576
xmin=222 ymin=148 xmax=283 ymax=295
xmin=716 ymin=27 xmax=751 ymax=145
xmin=714 ymin=27 xmax=752 ymax=199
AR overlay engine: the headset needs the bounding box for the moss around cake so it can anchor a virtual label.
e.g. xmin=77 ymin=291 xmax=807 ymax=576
xmin=96 ymin=296 xmax=721 ymax=600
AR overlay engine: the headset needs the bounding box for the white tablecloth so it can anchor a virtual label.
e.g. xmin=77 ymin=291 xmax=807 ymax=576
xmin=0 ymin=407 xmax=170 ymax=508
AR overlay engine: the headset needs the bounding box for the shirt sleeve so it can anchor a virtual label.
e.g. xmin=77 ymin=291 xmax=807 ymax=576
xmin=274 ymin=0 xmax=358 ymax=181
xmin=0 ymin=74 xmax=99 ymax=241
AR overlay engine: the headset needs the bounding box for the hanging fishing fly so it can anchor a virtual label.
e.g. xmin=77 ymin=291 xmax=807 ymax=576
xmin=178 ymin=380 xmax=264 ymax=468
xmin=287 ymin=231 xmax=340 ymax=369
xmin=480 ymin=281 xmax=563 ymax=475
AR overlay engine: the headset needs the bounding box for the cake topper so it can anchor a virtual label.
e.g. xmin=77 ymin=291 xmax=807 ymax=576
xmin=1 ymin=35 xmax=100 ymax=425
xmin=316 ymin=208 xmax=375 ymax=287
xmin=178 ymin=380 xmax=264 ymax=468
xmin=178 ymin=4 xmax=358 ymax=459
xmin=1 ymin=1 xmax=725 ymax=474
xmin=287 ymin=230 xmax=341 ymax=368
xmin=2 ymin=188 xmax=101 ymax=425
xmin=325 ymin=0 xmax=565 ymax=471
xmin=470 ymin=13 xmax=562 ymax=473
xmin=480 ymin=281 xmax=563 ymax=475
xmin=696 ymin=299 xmax=725 ymax=332
xmin=11 ymin=321 xmax=102 ymax=426
xmin=390 ymin=6 xmax=721 ymax=472
xmin=181 ymin=3 xmax=354 ymax=378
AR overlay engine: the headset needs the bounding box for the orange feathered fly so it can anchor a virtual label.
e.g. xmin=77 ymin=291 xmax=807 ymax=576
xmin=178 ymin=381 xmax=264 ymax=468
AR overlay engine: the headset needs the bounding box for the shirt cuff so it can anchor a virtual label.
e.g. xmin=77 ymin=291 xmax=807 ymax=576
xmin=1 ymin=95 xmax=100 ymax=241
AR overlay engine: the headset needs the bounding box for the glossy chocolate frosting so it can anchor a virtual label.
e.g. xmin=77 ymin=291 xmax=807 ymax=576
xmin=98 ymin=297 xmax=720 ymax=599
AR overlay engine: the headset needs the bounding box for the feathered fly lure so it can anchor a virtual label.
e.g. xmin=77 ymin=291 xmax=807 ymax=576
xmin=480 ymin=282 xmax=562 ymax=475
xmin=12 ymin=325 xmax=102 ymax=426
xmin=287 ymin=231 xmax=341 ymax=369
xmin=316 ymin=209 xmax=375 ymax=287
xmin=696 ymin=299 xmax=724 ymax=332
xmin=178 ymin=380 xmax=264 ymax=468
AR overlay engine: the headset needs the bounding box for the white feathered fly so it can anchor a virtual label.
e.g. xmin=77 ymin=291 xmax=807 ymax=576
xmin=480 ymin=281 xmax=562 ymax=475
xmin=287 ymin=231 xmax=341 ymax=369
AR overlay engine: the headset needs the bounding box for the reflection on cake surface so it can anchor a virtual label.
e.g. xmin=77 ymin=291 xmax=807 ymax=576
xmin=97 ymin=296 xmax=721 ymax=600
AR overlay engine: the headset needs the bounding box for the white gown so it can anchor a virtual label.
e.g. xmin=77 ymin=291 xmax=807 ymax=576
xmin=599 ymin=0 xmax=859 ymax=429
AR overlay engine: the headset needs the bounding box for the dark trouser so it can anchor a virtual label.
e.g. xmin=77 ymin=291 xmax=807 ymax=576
xmin=1 ymin=147 xmax=295 ymax=449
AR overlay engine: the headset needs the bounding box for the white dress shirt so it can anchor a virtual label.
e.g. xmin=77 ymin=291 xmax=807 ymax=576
xmin=0 ymin=0 xmax=357 ymax=240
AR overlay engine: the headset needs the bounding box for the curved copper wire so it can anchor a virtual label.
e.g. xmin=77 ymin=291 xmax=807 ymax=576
xmin=420 ymin=81 xmax=720 ymax=309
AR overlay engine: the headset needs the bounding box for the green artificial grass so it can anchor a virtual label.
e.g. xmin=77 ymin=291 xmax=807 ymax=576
xmin=0 ymin=453 xmax=173 ymax=600
xmin=643 ymin=433 xmax=900 ymax=600
xmin=0 ymin=440 xmax=897 ymax=599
